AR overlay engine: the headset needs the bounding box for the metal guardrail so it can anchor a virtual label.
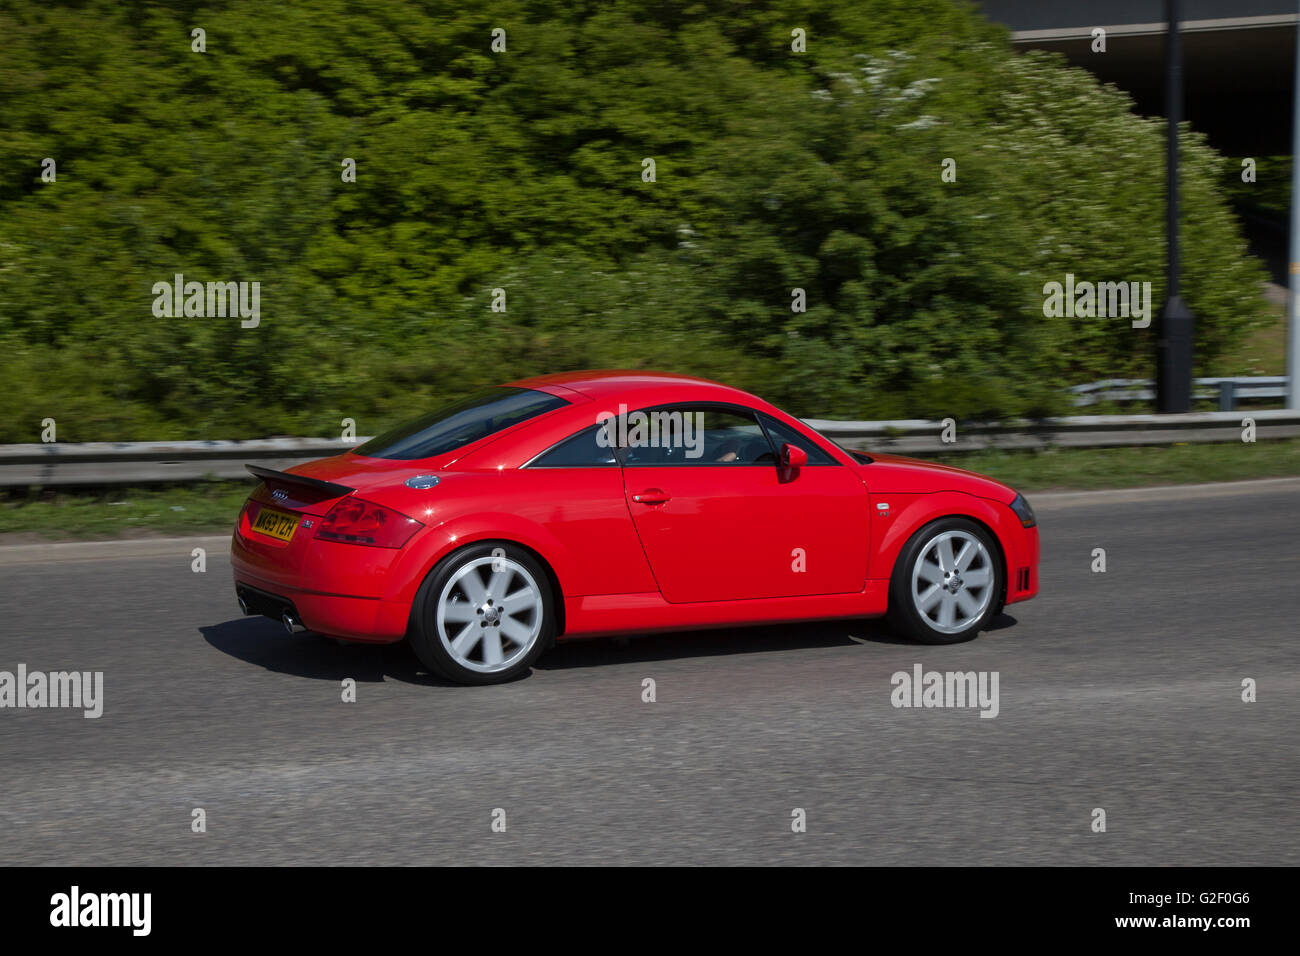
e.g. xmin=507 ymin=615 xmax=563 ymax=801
xmin=2 ymin=409 xmax=1298 ymax=487
xmin=0 ymin=438 xmax=360 ymax=488
xmin=807 ymin=409 xmax=1300 ymax=455
xmin=1069 ymin=376 xmax=1287 ymax=410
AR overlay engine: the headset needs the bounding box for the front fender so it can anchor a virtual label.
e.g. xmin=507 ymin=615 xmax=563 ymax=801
xmin=868 ymin=490 xmax=1021 ymax=583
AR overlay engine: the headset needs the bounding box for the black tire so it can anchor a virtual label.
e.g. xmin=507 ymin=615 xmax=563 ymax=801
xmin=409 ymin=542 xmax=556 ymax=685
xmin=886 ymin=517 xmax=1003 ymax=645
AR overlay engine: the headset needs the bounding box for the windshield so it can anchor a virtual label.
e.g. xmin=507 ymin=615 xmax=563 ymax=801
xmin=354 ymin=387 xmax=569 ymax=460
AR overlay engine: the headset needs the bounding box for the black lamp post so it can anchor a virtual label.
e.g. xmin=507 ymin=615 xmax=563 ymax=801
xmin=1157 ymin=0 xmax=1196 ymax=413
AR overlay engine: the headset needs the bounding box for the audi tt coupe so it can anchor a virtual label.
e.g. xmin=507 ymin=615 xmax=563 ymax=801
xmin=231 ymin=371 xmax=1039 ymax=684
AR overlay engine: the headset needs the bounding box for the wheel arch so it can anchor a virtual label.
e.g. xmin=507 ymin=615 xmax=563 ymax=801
xmin=877 ymin=493 xmax=1012 ymax=614
xmin=403 ymin=535 xmax=567 ymax=639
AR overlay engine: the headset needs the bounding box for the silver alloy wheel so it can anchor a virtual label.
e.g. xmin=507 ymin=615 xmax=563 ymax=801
xmin=436 ymin=555 xmax=544 ymax=674
xmin=909 ymin=529 xmax=995 ymax=635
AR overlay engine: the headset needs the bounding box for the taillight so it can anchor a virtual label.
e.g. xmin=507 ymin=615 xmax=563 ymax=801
xmin=315 ymin=497 xmax=423 ymax=548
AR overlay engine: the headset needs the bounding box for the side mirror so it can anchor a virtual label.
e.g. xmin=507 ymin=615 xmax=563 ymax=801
xmin=781 ymin=443 xmax=808 ymax=468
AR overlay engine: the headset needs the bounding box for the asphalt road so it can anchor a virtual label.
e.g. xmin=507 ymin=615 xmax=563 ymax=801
xmin=1 ymin=478 xmax=1296 ymax=865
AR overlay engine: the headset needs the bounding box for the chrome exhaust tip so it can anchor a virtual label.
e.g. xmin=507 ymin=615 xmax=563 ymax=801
xmin=238 ymin=596 xmax=251 ymax=616
xmin=282 ymin=612 xmax=306 ymax=634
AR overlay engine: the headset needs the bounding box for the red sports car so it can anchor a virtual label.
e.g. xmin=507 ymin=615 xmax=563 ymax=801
xmin=231 ymin=371 xmax=1039 ymax=684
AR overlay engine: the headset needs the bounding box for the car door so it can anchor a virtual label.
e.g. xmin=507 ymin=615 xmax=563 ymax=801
xmin=619 ymin=404 xmax=870 ymax=603
xmin=521 ymin=422 xmax=659 ymax=596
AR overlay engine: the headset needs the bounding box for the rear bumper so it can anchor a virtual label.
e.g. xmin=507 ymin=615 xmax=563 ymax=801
xmin=230 ymin=528 xmax=410 ymax=643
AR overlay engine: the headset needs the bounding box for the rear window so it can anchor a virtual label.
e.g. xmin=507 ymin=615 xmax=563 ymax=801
xmin=354 ymin=387 xmax=568 ymax=460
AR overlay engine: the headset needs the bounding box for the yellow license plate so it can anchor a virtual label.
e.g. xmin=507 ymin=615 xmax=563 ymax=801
xmin=252 ymin=506 xmax=299 ymax=542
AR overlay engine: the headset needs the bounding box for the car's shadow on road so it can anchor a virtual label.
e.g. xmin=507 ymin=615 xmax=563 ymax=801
xmin=201 ymin=612 xmax=1020 ymax=684
xmin=535 ymin=614 xmax=1015 ymax=672
xmin=200 ymin=618 xmax=455 ymax=687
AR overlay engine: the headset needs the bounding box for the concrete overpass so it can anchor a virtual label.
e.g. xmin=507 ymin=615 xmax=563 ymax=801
xmin=978 ymin=1 xmax=1296 ymax=155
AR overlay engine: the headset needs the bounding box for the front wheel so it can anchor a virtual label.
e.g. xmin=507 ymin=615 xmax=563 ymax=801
xmin=409 ymin=543 xmax=555 ymax=684
xmin=886 ymin=518 xmax=1003 ymax=645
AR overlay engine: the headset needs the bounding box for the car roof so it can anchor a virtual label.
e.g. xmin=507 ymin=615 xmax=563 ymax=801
xmin=504 ymin=369 xmax=759 ymax=406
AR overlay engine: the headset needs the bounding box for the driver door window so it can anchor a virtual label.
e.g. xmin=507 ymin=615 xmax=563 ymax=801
xmin=620 ymin=406 xmax=774 ymax=466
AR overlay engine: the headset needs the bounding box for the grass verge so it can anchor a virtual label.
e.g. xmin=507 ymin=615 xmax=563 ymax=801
xmin=0 ymin=481 xmax=253 ymax=541
xmin=925 ymin=437 xmax=1300 ymax=492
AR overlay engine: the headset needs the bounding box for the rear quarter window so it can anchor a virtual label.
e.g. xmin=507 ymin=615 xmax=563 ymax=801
xmin=528 ymin=424 xmax=619 ymax=467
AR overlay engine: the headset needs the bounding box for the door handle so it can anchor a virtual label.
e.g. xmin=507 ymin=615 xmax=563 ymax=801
xmin=631 ymin=488 xmax=671 ymax=505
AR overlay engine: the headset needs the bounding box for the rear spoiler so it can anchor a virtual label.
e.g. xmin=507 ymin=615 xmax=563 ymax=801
xmin=245 ymin=464 xmax=354 ymax=497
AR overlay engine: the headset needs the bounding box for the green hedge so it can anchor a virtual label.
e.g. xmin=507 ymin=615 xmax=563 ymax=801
xmin=0 ymin=0 xmax=1269 ymax=441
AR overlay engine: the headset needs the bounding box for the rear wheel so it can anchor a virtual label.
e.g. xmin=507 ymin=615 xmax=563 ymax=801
xmin=409 ymin=543 xmax=555 ymax=684
xmin=886 ymin=518 xmax=1002 ymax=645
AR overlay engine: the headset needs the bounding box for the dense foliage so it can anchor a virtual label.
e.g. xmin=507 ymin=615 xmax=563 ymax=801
xmin=0 ymin=0 xmax=1268 ymax=440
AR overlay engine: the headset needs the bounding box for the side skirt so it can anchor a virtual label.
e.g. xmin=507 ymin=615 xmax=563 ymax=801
xmin=560 ymin=582 xmax=889 ymax=640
